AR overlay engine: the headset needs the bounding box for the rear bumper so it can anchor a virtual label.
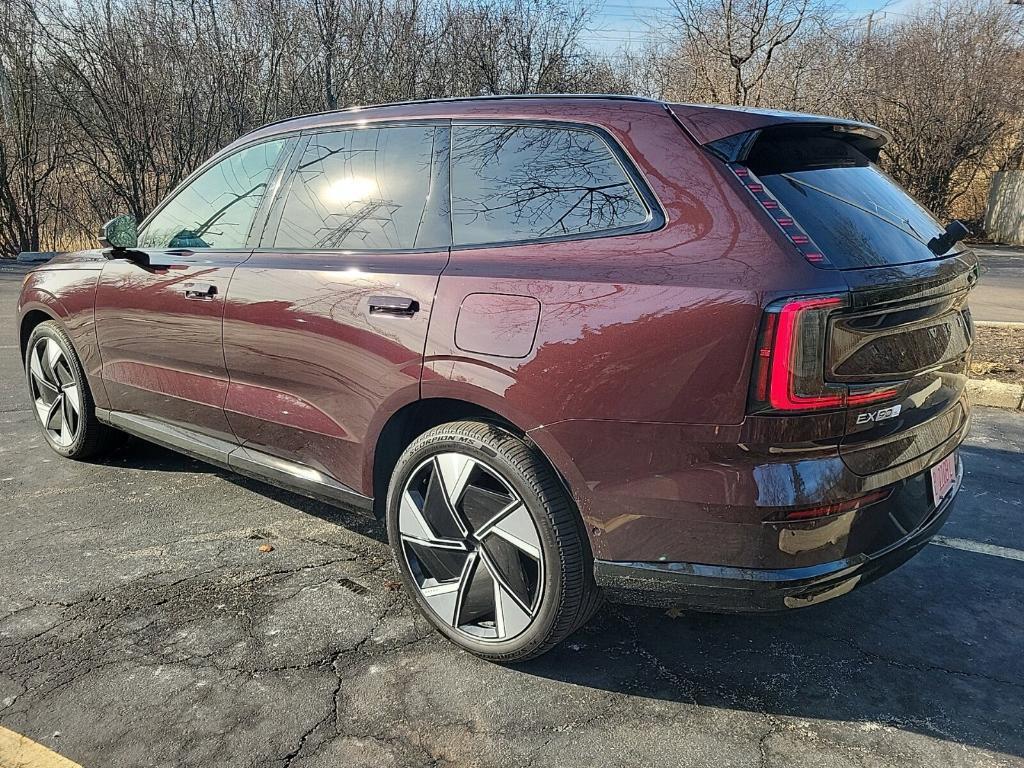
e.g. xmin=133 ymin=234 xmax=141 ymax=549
xmin=594 ymin=455 xmax=961 ymax=611
xmin=532 ymin=394 xmax=970 ymax=570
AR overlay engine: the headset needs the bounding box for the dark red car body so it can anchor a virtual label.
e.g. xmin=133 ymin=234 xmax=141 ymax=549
xmin=17 ymin=96 xmax=976 ymax=609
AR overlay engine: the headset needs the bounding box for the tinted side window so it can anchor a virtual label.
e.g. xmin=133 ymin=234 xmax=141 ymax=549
xmin=451 ymin=125 xmax=648 ymax=246
xmin=139 ymin=140 xmax=285 ymax=249
xmin=274 ymin=126 xmax=440 ymax=250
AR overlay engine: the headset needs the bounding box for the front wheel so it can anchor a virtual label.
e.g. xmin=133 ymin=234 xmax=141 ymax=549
xmin=25 ymin=320 xmax=116 ymax=460
xmin=386 ymin=420 xmax=600 ymax=662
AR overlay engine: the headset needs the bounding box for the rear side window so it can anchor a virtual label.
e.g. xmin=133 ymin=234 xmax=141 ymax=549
xmin=451 ymin=125 xmax=649 ymax=246
xmin=140 ymin=140 xmax=285 ymax=249
xmin=274 ymin=126 xmax=441 ymax=250
xmin=745 ymin=129 xmax=950 ymax=268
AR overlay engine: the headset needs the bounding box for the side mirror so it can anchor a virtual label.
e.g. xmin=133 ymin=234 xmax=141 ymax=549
xmin=99 ymin=215 xmax=138 ymax=250
xmin=927 ymin=219 xmax=971 ymax=256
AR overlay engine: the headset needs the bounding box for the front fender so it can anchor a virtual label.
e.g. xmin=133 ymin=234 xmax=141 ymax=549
xmin=17 ymin=267 xmax=106 ymax=407
xmin=17 ymin=285 xmax=68 ymax=351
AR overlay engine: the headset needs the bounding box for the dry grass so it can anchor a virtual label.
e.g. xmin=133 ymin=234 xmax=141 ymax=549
xmin=972 ymin=324 xmax=1024 ymax=386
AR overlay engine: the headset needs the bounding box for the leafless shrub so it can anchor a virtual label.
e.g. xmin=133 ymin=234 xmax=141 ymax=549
xmin=0 ymin=0 xmax=1021 ymax=255
xmin=842 ymin=0 xmax=1024 ymax=220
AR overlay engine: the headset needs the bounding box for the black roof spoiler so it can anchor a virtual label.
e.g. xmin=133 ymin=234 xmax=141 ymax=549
xmin=668 ymin=103 xmax=891 ymax=161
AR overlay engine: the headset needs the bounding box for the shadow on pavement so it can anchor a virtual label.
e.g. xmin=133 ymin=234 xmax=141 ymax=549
xmin=519 ymin=443 xmax=1024 ymax=759
xmin=522 ymin=587 xmax=1023 ymax=758
xmin=96 ymin=434 xmax=389 ymax=544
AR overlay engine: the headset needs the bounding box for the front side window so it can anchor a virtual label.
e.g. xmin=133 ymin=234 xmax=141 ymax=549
xmin=274 ymin=126 xmax=439 ymax=251
xmin=139 ymin=140 xmax=285 ymax=249
xmin=451 ymin=125 xmax=649 ymax=246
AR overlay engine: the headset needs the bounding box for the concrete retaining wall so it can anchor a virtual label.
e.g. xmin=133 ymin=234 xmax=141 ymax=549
xmin=985 ymin=170 xmax=1024 ymax=245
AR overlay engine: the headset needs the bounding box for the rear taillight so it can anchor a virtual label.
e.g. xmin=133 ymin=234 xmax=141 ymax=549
xmin=768 ymin=296 xmax=845 ymax=410
xmin=749 ymin=295 xmax=900 ymax=413
xmin=775 ymin=488 xmax=892 ymax=522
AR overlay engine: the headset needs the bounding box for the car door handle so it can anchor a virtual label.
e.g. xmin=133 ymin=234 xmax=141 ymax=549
xmin=368 ymin=296 xmax=419 ymax=316
xmin=182 ymin=282 xmax=217 ymax=299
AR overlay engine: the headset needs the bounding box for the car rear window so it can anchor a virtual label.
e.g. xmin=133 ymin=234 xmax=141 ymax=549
xmin=744 ymin=130 xmax=953 ymax=269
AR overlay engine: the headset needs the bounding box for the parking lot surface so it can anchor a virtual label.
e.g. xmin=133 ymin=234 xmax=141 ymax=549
xmin=1 ymin=262 xmax=1023 ymax=767
xmin=973 ymin=246 xmax=1024 ymax=324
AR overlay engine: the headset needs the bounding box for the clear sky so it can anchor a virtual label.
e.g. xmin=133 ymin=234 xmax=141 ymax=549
xmin=583 ymin=0 xmax=921 ymax=50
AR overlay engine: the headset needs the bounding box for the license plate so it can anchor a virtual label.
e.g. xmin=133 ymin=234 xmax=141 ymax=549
xmin=930 ymin=453 xmax=957 ymax=505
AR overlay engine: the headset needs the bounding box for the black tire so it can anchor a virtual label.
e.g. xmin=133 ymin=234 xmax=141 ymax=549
xmin=386 ymin=419 xmax=600 ymax=662
xmin=24 ymin=320 xmax=117 ymax=460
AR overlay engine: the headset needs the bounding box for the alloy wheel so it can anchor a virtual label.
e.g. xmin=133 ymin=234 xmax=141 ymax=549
xmin=28 ymin=337 xmax=82 ymax=447
xmin=398 ymin=452 xmax=544 ymax=641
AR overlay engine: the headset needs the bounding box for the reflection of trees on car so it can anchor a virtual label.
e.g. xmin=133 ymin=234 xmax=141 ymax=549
xmin=139 ymin=142 xmax=284 ymax=249
xmin=451 ymin=126 xmax=647 ymax=242
xmin=164 ymin=179 xmax=271 ymax=248
xmin=276 ymin=127 xmax=437 ymax=252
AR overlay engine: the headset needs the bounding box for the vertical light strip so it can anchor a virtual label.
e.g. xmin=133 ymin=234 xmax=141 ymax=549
xmin=731 ymin=163 xmax=831 ymax=267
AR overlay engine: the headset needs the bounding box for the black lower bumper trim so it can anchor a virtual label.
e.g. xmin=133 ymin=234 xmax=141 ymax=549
xmin=594 ymin=469 xmax=960 ymax=612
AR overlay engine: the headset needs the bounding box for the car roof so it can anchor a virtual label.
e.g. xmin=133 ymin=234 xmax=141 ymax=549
xmin=234 ymin=95 xmax=665 ymax=144
xmin=222 ymin=94 xmax=888 ymax=155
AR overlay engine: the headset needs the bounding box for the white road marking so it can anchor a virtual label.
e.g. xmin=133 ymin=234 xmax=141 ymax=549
xmin=930 ymin=536 xmax=1024 ymax=562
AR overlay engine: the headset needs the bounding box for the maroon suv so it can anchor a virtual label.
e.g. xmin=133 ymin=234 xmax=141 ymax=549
xmin=17 ymin=96 xmax=976 ymax=660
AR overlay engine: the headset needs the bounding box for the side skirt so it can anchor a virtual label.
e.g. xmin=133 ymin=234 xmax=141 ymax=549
xmin=96 ymin=409 xmax=374 ymax=513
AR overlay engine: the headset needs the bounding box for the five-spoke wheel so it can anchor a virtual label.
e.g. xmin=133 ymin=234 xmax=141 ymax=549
xmin=387 ymin=420 xmax=600 ymax=661
xmin=398 ymin=452 xmax=544 ymax=641
xmin=28 ymin=336 xmax=83 ymax=447
xmin=24 ymin=321 xmax=114 ymax=459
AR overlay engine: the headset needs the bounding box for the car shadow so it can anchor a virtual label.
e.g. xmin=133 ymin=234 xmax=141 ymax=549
xmin=97 ymin=435 xmax=388 ymax=544
xmin=519 ymin=538 xmax=1024 ymax=758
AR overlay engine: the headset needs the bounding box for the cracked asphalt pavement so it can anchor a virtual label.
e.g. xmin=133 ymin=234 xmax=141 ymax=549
xmin=1 ymin=262 xmax=1023 ymax=767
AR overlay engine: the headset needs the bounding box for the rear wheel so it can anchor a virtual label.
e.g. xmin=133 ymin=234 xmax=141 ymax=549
xmin=386 ymin=420 xmax=600 ymax=661
xmin=25 ymin=321 xmax=116 ymax=459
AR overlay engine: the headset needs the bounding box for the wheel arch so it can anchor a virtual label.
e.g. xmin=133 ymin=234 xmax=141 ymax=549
xmin=369 ymin=397 xmax=518 ymax=519
xmin=367 ymin=395 xmax=584 ymax=524
xmin=19 ymin=306 xmax=61 ymax=363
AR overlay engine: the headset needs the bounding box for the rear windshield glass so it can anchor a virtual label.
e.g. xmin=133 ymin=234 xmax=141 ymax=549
xmin=745 ymin=132 xmax=952 ymax=268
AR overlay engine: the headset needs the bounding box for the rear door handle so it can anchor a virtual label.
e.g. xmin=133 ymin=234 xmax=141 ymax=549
xmin=182 ymin=282 xmax=217 ymax=299
xmin=368 ymin=295 xmax=419 ymax=316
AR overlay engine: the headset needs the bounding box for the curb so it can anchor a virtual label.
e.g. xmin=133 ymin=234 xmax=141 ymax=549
xmin=16 ymin=251 xmax=60 ymax=264
xmin=974 ymin=320 xmax=1024 ymax=329
xmin=967 ymin=378 xmax=1024 ymax=410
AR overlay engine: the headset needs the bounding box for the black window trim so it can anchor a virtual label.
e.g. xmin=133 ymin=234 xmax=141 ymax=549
xmin=136 ymin=133 xmax=300 ymax=252
xmin=256 ymin=119 xmax=454 ymax=255
xmin=138 ymin=116 xmax=665 ymax=256
xmin=448 ymin=118 xmax=665 ymax=251
xmin=247 ymin=136 xmax=302 ymax=249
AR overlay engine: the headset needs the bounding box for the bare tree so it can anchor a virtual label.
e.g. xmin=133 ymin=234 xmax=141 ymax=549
xmin=626 ymin=0 xmax=1024 ymax=225
xmin=0 ymin=0 xmax=71 ymax=255
xmin=460 ymin=0 xmax=599 ymax=95
xmin=3 ymin=0 xmax=1022 ymax=257
xmin=841 ymin=0 xmax=1024 ymax=219
xmin=665 ymin=0 xmax=823 ymax=105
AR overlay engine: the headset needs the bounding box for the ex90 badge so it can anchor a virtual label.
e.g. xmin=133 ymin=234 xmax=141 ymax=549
xmin=856 ymin=404 xmax=902 ymax=425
